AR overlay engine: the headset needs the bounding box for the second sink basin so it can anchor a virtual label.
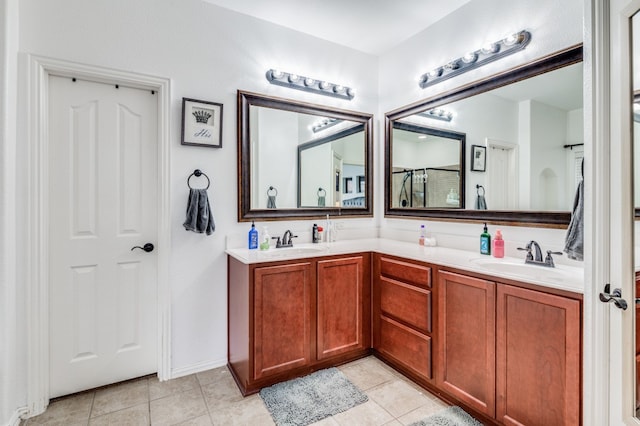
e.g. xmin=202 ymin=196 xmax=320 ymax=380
xmin=470 ymin=258 xmax=576 ymax=282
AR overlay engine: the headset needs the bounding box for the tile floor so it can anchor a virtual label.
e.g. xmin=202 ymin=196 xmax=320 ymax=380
xmin=22 ymin=356 xmax=450 ymax=426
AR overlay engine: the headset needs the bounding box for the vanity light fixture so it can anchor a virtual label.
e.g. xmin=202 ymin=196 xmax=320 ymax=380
xmin=419 ymin=30 xmax=532 ymax=89
xmin=312 ymin=117 xmax=343 ymax=133
xmin=418 ymin=108 xmax=454 ymax=122
xmin=266 ymin=69 xmax=355 ymax=100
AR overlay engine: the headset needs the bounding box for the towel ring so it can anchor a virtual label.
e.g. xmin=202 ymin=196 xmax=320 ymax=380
xmin=317 ymin=187 xmax=326 ymax=197
xmin=267 ymin=186 xmax=278 ymax=196
xmin=188 ymin=169 xmax=210 ymax=190
xmin=476 ymin=184 xmax=485 ymax=196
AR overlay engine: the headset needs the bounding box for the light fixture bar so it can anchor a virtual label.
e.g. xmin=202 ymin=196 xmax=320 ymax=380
xmin=419 ymin=30 xmax=532 ymax=89
xmin=266 ymin=69 xmax=355 ymax=100
xmin=418 ymin=108 xmax=453 ymax=122
xmin=312 ymin=118 xmax=343 ymax=133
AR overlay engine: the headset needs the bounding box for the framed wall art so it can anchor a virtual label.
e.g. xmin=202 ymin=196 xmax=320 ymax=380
xmin=181 ymin=97 xmax=223 ymax=148
xmin=471 ymin=145 xmax=486 ymax=172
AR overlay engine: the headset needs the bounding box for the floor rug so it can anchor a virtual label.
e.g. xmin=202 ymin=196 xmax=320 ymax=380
xmin=409 ymin=406 xmax=484 ymax=426
xmin=259 ymin=367 xmax=368 ymax=426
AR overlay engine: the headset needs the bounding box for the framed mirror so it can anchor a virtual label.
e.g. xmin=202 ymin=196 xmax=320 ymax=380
xmin=385 ymin=44 xmax=583 ymax=226
xmin=238 ymin=90 xmax=373 ymax=221
xmin=390 ymin=122 xmax=465 ymax=209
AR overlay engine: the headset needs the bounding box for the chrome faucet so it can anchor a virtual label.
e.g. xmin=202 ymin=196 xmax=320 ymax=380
xmin=273 ymin=230 xmax=297 ymax=248
xmin=517 ymin=240 xmax=562 ymax=267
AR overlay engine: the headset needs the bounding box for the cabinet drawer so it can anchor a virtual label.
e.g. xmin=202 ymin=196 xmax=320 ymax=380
xmin=378 ymin=315 xmax=431 ymax=380
xmin=379 ymin=256 xmax=431 ymax=288
xmin=380 ymin=277 xmax=431 ymax=333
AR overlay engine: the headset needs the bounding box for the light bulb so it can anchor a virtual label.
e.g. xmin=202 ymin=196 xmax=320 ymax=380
xmin=462 ymin=52 xmax=478 ymax=64
xmin=304 ymin=77 xmax=315 ymax=86
xmin=346 ymin=87 xmax=355 ymax=97
xmin=288 ymin=74 xmax=299 ymax=83
xmin=319 ymin=81 xmax=331 ymax=90
xmin=271 ymin=69 xmax=283 ymax=79
xmin=428 ymin=68 xmax=442 ymax=78
xmin=504 ymin=32 xmax=522 ymax=46
xmin=481 ymin=43 xmax=499 ymax=54
xmin=333 ymin=85 xmax=344 ymax=94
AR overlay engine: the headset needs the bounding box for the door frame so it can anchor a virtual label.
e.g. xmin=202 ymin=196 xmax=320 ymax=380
xmin=24 ymin=55 xmax=171 ymax=416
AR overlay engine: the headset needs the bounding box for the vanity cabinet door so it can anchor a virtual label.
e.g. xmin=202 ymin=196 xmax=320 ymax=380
xmin=253 ymin=262 xmax=313 ymax=380
xmin=496 ymin=284 xmax=581 ymax=426
xmin=316 ymin=255 xmax=371 ymax=360
xmin=437 ymin=270 xmax=496 ymax=418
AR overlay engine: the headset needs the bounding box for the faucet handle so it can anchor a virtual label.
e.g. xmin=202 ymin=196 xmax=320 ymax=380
xmin=517 ymin=246 xmax=534 ymax=261
xmin=272 ymin=236 xmax=281 ymax=247
xmin=544 ymin=250 xmax=563 ymax=267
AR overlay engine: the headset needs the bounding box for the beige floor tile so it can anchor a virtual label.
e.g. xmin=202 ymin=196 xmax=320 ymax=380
xmin=196 ymin=366 xmax=231 ymax=387
xmin=339 ymin=357 xmax=396 ymax=391
xmin=149 ymin=374 xmax=199 ymax=401
xmin=149 ymin=388 xmax=208 ymax=426
xmin=332 ymin=400 xmax=394 ymax=426
xmin=210 ymin=395 xmax=274 ymax=426
xmin=367 ymin=379 xmax=433 ymax=418
xmin=396 ymin=398 xmax=449 ymax=425
xmin=383 ymin=421 xmax=403 ymax=426
xmin=89 ymin=402 xmax=150 ymax=426
xmin=24 ymin=391 xmax=94 ymax=425
xmin=174 ymin=414 xmax=213 ymax=426
xmin=309 ymin=415 xmax=340 ymax=425
xmin=200 ymin=374 xmax=244 ymax=411
xmin=91 ymin=378 xmax=149 ymax=418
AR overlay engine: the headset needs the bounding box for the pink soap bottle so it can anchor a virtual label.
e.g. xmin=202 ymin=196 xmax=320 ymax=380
xmin=493 ymin=229 xmax=504 ymax=258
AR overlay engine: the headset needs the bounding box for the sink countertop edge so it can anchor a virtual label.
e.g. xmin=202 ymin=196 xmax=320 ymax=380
xmin=225 ymin=238 xmax=584 ymax=294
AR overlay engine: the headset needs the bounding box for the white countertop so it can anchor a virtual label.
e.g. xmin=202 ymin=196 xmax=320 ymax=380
xmin=226 ymin=238 xmax=584 ymax=294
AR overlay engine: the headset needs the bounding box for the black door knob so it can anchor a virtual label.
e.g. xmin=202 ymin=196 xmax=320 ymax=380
xmin=131 ymin=243 xmax=154 ymax=253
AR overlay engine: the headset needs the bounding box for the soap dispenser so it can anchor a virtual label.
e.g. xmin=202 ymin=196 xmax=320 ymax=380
xmin=248 ymin=221 xmax=258 ymax=250
xmin=493 ymin=229 xmax=504 ymax=258
xmin=480 ymin=223 xmax=491 ymax=255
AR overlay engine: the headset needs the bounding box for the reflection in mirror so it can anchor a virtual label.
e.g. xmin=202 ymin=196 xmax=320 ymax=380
xmin=298 ymin=124 xmax=365 ymax=208
xmin=385 ymin=45 xmax=582 ymax=225
xmin=238 ymin=91 xmax=373 ymax=221
xmin=390 ymin=122 xmax=465 ymax=209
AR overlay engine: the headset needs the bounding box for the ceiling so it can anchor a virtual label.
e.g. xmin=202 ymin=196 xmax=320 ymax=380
xmin=201 ymin=0 xmax=472 ymax=55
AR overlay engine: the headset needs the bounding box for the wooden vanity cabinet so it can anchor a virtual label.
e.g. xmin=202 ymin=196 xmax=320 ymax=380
xmin=228 ymin=253 xmax=370 ymax=395
xmin=373 ymin=254 xmax=434 ymax=383
xmin=437 ymin=270 xmax=582 ymax=425
xmin=496 ymin=283 xmax=581 ymax=426
xmin=437 ymin=271 xmax=496 ymax=417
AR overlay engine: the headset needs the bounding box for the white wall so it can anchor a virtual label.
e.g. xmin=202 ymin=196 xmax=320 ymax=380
xmin=1 ymin=0 xmax=26 ymax=422
xmin=15 ymin=0 xmax=379 ymax=394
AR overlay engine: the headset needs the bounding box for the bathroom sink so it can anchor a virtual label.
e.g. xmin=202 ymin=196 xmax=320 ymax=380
xmin=470 ymin=258 xmax=575 ymax=282
xmin=258 ymin=246 xmax=328 ymax=258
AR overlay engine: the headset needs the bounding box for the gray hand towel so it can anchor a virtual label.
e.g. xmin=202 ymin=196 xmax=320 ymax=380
xmin=475 ymin=194 xmax=487 ymax=210
xmin=564 ymin=180 xmax=583 ymax=261
xmin=183 ymin=188 xmax=215 ymax=235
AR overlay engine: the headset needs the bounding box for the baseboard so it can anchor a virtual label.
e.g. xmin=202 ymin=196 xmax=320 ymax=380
xmin=170 ymin=357 xmax=227 ymax=380
xmin=7 ymin=406 xmax=29 ymax=426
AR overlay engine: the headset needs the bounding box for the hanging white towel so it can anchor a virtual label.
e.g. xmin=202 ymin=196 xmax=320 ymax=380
xmin=183 ymin=188 xmax=215 ymax=235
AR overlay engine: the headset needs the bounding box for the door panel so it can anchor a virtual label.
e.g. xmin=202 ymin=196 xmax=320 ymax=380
xmin=49 ymin=76 xmax=158 ymax=397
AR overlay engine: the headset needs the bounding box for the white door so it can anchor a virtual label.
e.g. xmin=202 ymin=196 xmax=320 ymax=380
xmin=607 ymin=0 xmax=640 ymax=424
xmin=48 ymin=75 xmax=158 ymax=398
xmin=486 ymin=139 xmax=517 ymax=210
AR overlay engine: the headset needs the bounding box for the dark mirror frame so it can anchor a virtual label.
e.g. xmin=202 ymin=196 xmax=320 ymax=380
xmin=390 ymin=121 xmax=466 ymax=209
xmin=385 ymin=44 xmax=583 ymax=226
xmin=238 ymin=90 xmax=374 ymax=221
